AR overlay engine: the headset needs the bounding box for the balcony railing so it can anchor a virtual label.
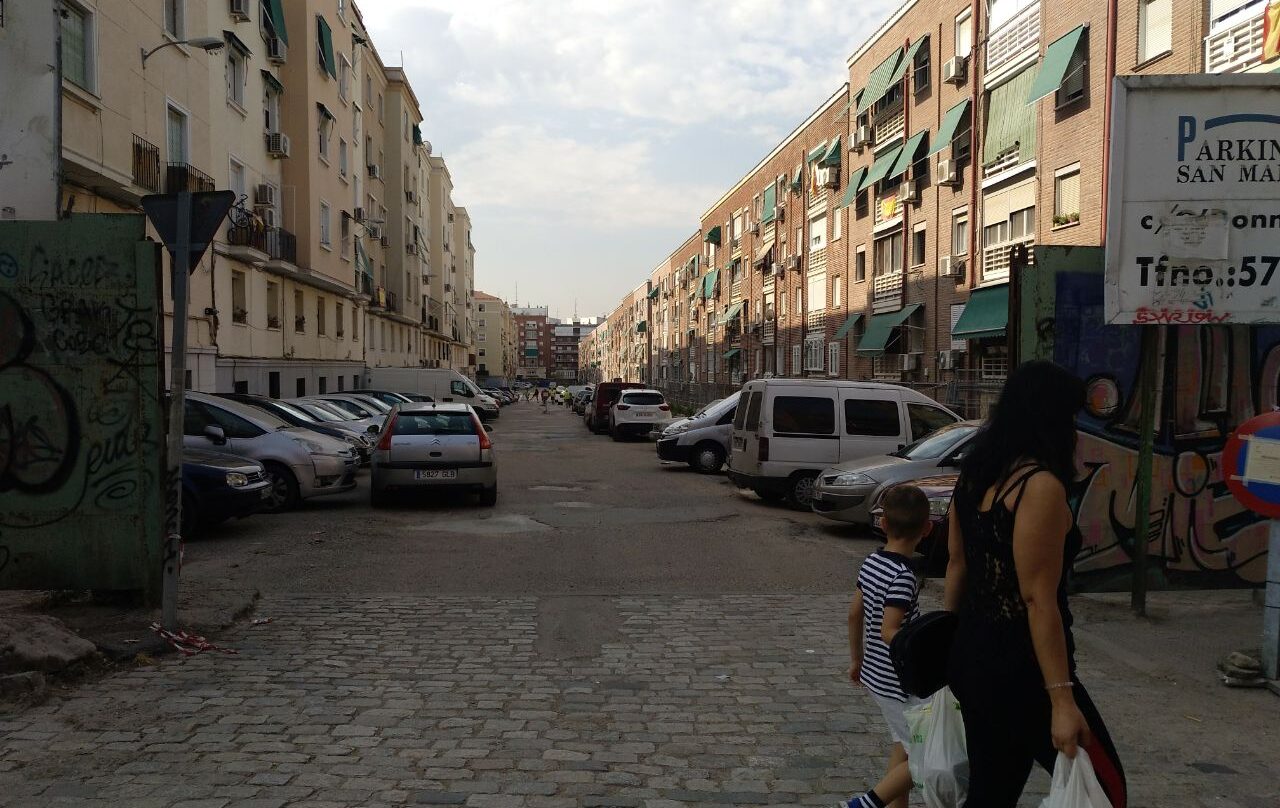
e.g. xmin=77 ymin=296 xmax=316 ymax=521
xmin=982 ymin=237 xmax=1035 ymax=281
xmin=132 ymin=135 xmax=161 ymax=192
xmin=806 ymin=310 xmax=826 ymax=332
xmin=872 ymin=271 xmax=904 ymax=311
xmin=1205 ymin=3 xmax=1268 ymax=73
xmin=229 ymin=225 xmax=297 ymax=265
xmin=987 ymin=1 xmax=1040 ymax=76
xmin=166 ymin=162 xmax=216 ymax=193
xmin=874 ymin=104 xmax=905 ymax=145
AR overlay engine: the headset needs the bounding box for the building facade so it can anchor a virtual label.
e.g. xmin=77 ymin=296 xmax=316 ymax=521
xmin=512 ymin=307 xmax=552 ymax=379
xmin=473 ymin=290 xmax=517 ymax=382
xmin=550 ymin=318 xmax=603 ymax=383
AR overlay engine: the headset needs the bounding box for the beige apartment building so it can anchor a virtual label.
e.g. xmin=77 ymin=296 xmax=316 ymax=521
xmin=472 ymin=291 xmax=517 ymax=382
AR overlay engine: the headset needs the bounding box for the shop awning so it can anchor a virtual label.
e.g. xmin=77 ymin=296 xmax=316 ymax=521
xmin=951 ymin=284 xmax=1009 ymax=340
xmin=858 ymin=145 xmax=904 ymax=193
xmin=857 ymin=303 xmax=922 ymax=355
xmin=723 ymin=348 xmax=741 ymax=359
xmin=886 ymin=129 xmax=929 ymax=182
xmin=984 ymin=66 xmax=1037 ymax=165
xmin=265 ymin=0 xmax=288 ymax=44
xmin=858 ymin=49 xmax=905 ymax=113
xmin=719 ymin=302 xmax=745 ymax=325
xmin=762 ymin=184 xmax=776 ymax=223
xmin=261 ymin=69 xmax=285 ymax=95
xmin=807 ymin=142 xmax=828 ymax=163
xmin=702 ymin=268 xmax=720 ymax=299
xmin=927 ymin=99 xmax=970 ymax=156
xmin=833 ymin=313 xmax=863 ymax=340
xmin=317 ymin=15 xmax=337 ymax=79
xmin=647 ymin=286 xmax=660 ymax=300
xmin=704 ymin=225 xmax=721 ymax=245
xmin=841 ymin=168 xmax=867 ymax=207
xmin=820 ymin=136 xmax=842 ymax=167
xmin=1027 ymin=25 xmax=1087 ymax=104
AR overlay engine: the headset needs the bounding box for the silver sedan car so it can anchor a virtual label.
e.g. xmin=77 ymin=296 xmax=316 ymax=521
xmin=370 ymin=403 xmax=497 ymax=507
xmin=810 ymin=420 xmax=981 ymax=525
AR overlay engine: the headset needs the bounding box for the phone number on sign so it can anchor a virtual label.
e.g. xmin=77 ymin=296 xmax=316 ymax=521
xmin=1137 ymin=255 xmax=1280 ymax=288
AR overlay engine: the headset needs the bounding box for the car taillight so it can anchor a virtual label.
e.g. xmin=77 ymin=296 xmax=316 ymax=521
xmin=472 ymin=414 xmax=492 ymax=450
xmin=615 ymin=404 xmax=630 ymax=411
xmin=758 ymin=437 xmax=769 ymax=461
xmin=376 ymin=415 xmax=397 ymax=450
xmin=658 ymin=404 xmax=670 ymax=411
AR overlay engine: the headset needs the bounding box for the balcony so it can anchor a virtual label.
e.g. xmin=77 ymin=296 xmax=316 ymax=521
xmin=874 ymin=104 xmax=905 ymax=146
xmin=982 ymin=237 xmax=1035 ymax=282
xmin=762 ymin=321 xmax=776 ymax=344
xmin=806 ymin=310 xmax=826 ymax=332
xmin=132 ymin=136 xmax=161 ymax=192
xmin=872 ymin=272 xmax=904 ymax=313
xmin=874 ymin=194 xmax=903 ymax=227
xmin=1205 ymin=3 xmax=1268 ymax=73
xmin=987 ymin=1 xmax=1040 ymax=77
xmin=166 ymin=162 xmax=216 ymax=193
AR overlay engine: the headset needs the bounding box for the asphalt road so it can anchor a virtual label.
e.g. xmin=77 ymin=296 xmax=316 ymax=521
xmin=183 ymin=401 xmax=877 ymax=597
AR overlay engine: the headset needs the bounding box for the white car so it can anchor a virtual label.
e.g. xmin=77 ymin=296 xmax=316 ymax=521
xmin=608 ymin=389 xmax=673 ymax=441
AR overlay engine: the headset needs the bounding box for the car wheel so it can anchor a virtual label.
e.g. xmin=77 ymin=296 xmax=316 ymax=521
xmin=786 ymin=473 xmax=819 ymax=510
xmin=261 ymin=463 xmax=300 ymax=513
xmin=479 ymin=485 xmax=498 ymax=506
xmin=611 ymin=422 xmax=623 ymax=441
xmin=690 ymin=443 xmax=725 ymax=474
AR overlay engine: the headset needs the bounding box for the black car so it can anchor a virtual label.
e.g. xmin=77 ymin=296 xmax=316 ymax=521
xmin=182 ymin=448 xmax=272 ymax=535
xmin=217 ymin=393 xmax=375 ymax=463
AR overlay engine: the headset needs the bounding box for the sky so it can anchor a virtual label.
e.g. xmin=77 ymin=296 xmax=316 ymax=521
xmin=360 ymin=0 xmax=899 ymax=321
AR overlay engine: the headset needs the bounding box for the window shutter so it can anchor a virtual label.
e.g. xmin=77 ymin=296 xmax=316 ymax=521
xmin=1140 ymin=0 xmax=1173 ymax=62
xmin=828 ymin=343 xmax=840 ymax=377
xmin=1056 ymin=171 xmax=1080 ymax=217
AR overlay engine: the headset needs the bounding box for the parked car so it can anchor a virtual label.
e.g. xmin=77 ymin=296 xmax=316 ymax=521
xmin=183 ymin=392 xmax=359 ymax=512
xmin=654 ymin=392 xmax=741 ymax=473
xmin=401 ymin=393 xmax=435 ymax=403
xmin=661 ymin=397 xmax=724 ymax=436
xmin=572 ymin=389 xmax=593 ymax=415
xmin=291 ymin=398 xmax=384 ymax=435
xmin=727 ymin=379 xmax=961 ymax=509
xmin=369 ymin=403 xmax=498 ymax=507
xmin=349 ymin=389 xmax=414 ymax=407
xmin=811 ymin=420 xmax=981 ymax=525
xmin=585 ymin=382 xmax=646 ymax=432
xmin=870 ymin=473 xmax=957 ymax=577
xmin=309 ymin=393 xmax=389 ymax=419
xmin=608 ymin=389 xmax=673 ymax=440
xmin=182 ymin=448 xmax=272 ymax=536
xmin=366 ymin=367 xmax=500 ymax=421
xmin=218 ymin=394 xmax=377 ymax=463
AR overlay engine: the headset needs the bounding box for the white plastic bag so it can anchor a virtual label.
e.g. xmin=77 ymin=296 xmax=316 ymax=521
xmin=1040 ymin=749 xmax=1113 ymax=808
xmin=904 ymin=686 xmax=968 ymax=808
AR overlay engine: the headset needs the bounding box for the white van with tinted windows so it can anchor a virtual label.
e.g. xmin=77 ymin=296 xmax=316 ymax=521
xmin=727 ymin=379 xmax=960 ymax=508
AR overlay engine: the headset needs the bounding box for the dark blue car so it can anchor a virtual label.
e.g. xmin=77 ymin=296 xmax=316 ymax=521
xmin=182 ymin=448 xmax=272 ymax=536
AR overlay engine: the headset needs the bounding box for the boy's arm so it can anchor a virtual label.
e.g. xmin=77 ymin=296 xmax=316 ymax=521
xmin=847 ymin=591 xmax=865 ymax=683
xmin=881 ymin=568 xmax=917 ymax=645
xmin=881 ymin=605 xmax=907 ymax=645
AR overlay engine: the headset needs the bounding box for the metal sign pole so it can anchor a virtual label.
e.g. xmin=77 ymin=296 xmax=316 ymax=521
xmin=161 ymin=191 xmax=191 ymax=631
xmin=1265 ymin=518 xmax=1280 ymax=682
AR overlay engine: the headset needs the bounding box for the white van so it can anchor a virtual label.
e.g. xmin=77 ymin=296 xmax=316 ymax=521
xmin=727 ymin=379 xmax=960 ymax=508
xmin=367 ymin=367 xmax=501 ymax=421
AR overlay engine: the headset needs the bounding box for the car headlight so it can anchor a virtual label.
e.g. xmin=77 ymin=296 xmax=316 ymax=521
xmin=928 ymin=495 xmax=953 ymax=518
xmin=830 ymin=471 xmax=875 ymax=486
xmin=667 ymin=423 xmax=690 ymax=435
xmin=225 ymin=472 xmax=249 ymax=488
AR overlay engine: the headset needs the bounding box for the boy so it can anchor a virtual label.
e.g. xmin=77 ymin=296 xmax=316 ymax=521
xmin=839 ymin=484 xmax=931 ymax=808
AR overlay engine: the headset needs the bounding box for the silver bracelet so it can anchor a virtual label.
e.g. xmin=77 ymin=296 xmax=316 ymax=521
xmin=1045 ymin=681 xmax=1075 ymax=691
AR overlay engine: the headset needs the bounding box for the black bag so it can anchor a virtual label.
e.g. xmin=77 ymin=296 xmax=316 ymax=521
xmin=889 ymin=610 xmax=958 ymax=698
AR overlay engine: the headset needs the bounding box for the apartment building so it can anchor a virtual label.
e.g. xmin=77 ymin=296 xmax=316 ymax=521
xmin=473 ymin=291 xmax=517 ymax=382
xmin=513 ymin=307 xmax=552 ymax=379
xmin=452 ymin=207 xmax=477 ymax=373
xmin=550 ymin=318 xmax=603 ymax=383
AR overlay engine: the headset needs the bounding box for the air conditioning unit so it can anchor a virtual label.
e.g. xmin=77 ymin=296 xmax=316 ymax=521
xmin=857 ymin=125 xmax=875 ymax=149
xmin=254 ymin=183 xmax=276 ymax=206
xmin=367 ymin=224 xmax=382 ymax=239
xmin=230 ymin=0 xmax=251 ymax=22
xmin=266 ymin=37 xmax=287 ymax=64
xmin=943 ymin=255 xmax=966 ymax=278
xmin=898 ymin=180 xmax=918 ymax=205
xmin=787 ymin=255 xmax=801 ymax=271
xmin=901 ymin=353 xmax=919 ymax=371
xmin=943 ymin=55 xmax=967 ymax=85
xmin=750 ymin=222 xmax=760 ymax=235
xmin=771 ymin=262 xmax=783 ymax=276
xmin=265 ymin=132 xmax=290 ymax=158
xmin=367 ymin=164 xmax=381 ymax=179
xmin=380 ymin=235 xmax=390 ymax=248
xmin=936 ymin=158 xmax=959 ymax=186
xmin=775 ymin=205 xmax=786 ymax=223
xmin=353 ymin=207 xmax=365 ymax=222
xmin=818 ymin=166 xmax=840 ymax=188
xmin=406 ymin=243 xmax=419 ymax=255
xmin=938 ymin=350 xmax=958 ymax=370
xmin=253 ymin=205 xmax=276 ymax=228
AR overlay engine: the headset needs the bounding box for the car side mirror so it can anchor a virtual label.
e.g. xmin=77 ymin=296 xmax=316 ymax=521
xmin=203 ymin=424 xmax=227 ymax=446
xmin=367 ymin=424 xmax=380 ymax=434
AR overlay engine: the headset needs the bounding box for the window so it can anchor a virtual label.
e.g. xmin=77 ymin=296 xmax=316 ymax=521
xmin=336 ymin=302 xmax=344 ymax=337
xmin=828 ymin=343 xmax=840 ymax=377
xmin=167 ymin=105 xmax=189 ymax=164
xmin=337 ymin=0 xmax=347 ymax=19
xmin=833 ymin=207 xmax=843 ymax=241
xmin=297 ymin=378 xmax=306 ymax=397
xmin=831 ymin=276 xmax=842 ymax=309
xmin=845 ymin=399 xmax=902 ymax=437
xmin=804 ymin=336 xmax=825 ymax=372
xmin=378 ymin=93 xmax=385 ymax=122
xmin=293 ymin=289 xmax=305 ymax=332
xmin=1054 ymin=165 xmax=1081 ymax=224
xmin=164 ymin=0 xmax=184 ymax=38
xmin=339 ymin=55 xmax=351 ymax=102
xmin=908 ymin=403 xmax=959 ymax=440
xmin=318 ymin=109 xmax=333 ymax=159
xmin=231 ymin=272 xmax=247 ymax=323
xmin=61 ymin=2 xmax=93 ymax=91
xmin=773 ymin=396 xmax=834 ymax=435
xmin=1138 ymin=0 xmax=1172 ymax=63
xmin=912 ymin=224 xmax=927 ymax=268
xmin=792 ymin=289 xmax=801 ymax=317
xmin=952 ymin=210 xmax=969 ymax=256
xmin=339 ymin=139 xmax=348 ymax=177
xmin=228 ymin=159 xmax=246 ymax=205
xmin=1010 ymin=207 xmax=1034 ymax=239
xmin=807 ymin=272 xmax=825 ymax=314
xmin=1057 ymin=37 xmax=1088 ymax=107
xmin=955 ymin=9 xmax=973 ymax=58
xmin=855 ymin=246 xmax=867 ymax=282
xmin=809 ymin=214 xmax=827 ymax=251
xmin=364 ymin=73 xmax=372 ymax=104
xmin=319 ymin=201 xmax=331 ymax=248
xmin=913 ymin=35 xmax=931 ymax=95
xmin=351 ymin=307 xmax=359 ymax=341
xmin=319 ymin=377 xmax=328 ymax=394
xmin=874 ymin=231 xmax=904 ymax=276
xmin=266 ymin=282 xmax=280 ymax=327
xmin=263 ymin=81 xmax=281 ymax=132
xmin=317 ymin=297 xmax=326 ymax=336
xmin=268 ymin=371 xmax=281 ymax=398
xmin=226 ymin=42 xmax=247 ymax=108
xmin=339 ymin=213 xmax=351 ymax=259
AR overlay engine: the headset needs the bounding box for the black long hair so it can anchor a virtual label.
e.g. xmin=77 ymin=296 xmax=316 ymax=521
xmin=958 ymin=360 xmax=1086 ymax=503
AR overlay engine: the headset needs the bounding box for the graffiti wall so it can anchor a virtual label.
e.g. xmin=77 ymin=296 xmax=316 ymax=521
xmin=0 ymin=215 xmax=163 ymax=596
xmin=1020 ymin=246 xmax=1273 ymax=590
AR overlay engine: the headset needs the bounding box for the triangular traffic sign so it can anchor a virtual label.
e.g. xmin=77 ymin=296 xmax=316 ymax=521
xmin=142 ymin=190 xmax=236 ymax=274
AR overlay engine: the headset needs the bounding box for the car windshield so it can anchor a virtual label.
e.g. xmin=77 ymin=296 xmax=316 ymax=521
xmin=621 ymin=392 xmax=664 ymax=406
xmin=354 ymin=396 xmax=393 ymax=413
xmin=693 ymin=398 xmax=723 ymax=418
xmin=271 ymin=401 xmax=316 ymax=422
xmin=325 ymin=398 xmax=374 ymax=418
xmin=393 ymin=412 xmax=477 ymax=436
xmin=298 ymin=403 xmax=345 ymax=422
xmin=897 ymin=424 xmax=977 ymax=460
xmin=214 ymin=398 xmax=290 ymax=430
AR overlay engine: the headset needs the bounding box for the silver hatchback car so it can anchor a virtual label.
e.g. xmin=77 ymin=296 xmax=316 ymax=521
xmin=369 ymin=403 xmax=497 ymax=507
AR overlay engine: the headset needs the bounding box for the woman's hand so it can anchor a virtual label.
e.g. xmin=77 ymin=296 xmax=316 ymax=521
xmin=1050 ymin=697 xmax=1093 ymax=758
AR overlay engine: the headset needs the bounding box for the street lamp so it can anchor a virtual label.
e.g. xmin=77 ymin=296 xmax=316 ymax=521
xmin=141 ymin=36 xmax=224 ymax=67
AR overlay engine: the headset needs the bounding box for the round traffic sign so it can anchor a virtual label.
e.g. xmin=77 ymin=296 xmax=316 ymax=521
xmin=1222 ymin=411 xmax=1280 ymax=518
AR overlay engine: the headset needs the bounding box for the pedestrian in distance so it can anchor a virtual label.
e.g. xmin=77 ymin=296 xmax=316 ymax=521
xmin=540 ymin=387 xmax=551 ymax=413
xmin=944 ymin=360 xmax=1127 ymax=808
xmin=839 ymin=484 xmax=932 ymax=808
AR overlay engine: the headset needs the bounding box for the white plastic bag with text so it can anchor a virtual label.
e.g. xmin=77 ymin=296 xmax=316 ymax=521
xmin=904 ymin=686 xmax=968 ymax=808
xmin=1039 ymin=749 xmax=1113 ymax=808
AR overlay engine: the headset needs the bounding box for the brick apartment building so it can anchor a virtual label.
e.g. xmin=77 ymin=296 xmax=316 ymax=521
xmin=512 ymin=307 xmax=553 ymax=379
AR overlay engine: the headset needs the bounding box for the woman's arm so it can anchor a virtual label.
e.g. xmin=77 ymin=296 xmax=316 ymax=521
xmin=1012 ymin=472 xmax=1092 ymax=757
xmin=942 ymin=505 xmax=966 ymax=612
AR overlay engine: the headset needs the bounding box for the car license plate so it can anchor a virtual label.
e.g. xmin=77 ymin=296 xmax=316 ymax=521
xmin=414 ymin=470 xmax=457 ymax=480
xmin=634 ymin=412 xmax=652 ymax=418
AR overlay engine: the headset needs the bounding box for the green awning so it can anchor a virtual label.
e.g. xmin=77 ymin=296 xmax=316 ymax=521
xmin=904 ymin=35 xmax=929 ymax=72
xmin=833 ymin=313 xmax=863 ymax=340
xmin=984 ymin=66 xmax=1037 ymax=165
xmin=261 ymin=69 xmax=284 ymax=95
xmin=886 ymin=129 xmax=929 ymax=182
xmin=952 ymin=284 xmax=1009 ymax=340
xmin=927 ymin=99 xmax=970 ymax=156
xmin=524 ymin=348 xmax=539 ymax=357
xmin=852 ymin=88 xmax=865 ymax=111
xmin=840 ymin=168 xmax=867 ymax=207
xmin=791 ymin=167 xmax=802 ymax=191
xmin=647 ymin=286 xmax=660 ymax=300
xmin=317 ymin=16 xmax=337 ymax=79
xmin=836 ymin=98 xmax=852 ymax=119
xmin=702 ymin=269 xmax=720 ymax=300
xmin=1027 ymin=26 xmax=1087 ymax=104
xmin=820 ymin=136 xmax=842 ymax=167
xmin=857 ymin=303 xmax=921 ymax=355
xmin=762 ymin=184 xmax=776 ymax=223
xmin=704 ymin=225 xmax=721 ymax=245
xmin=807 ymin=142 xmax=828 ymax=163
xmin=265 ymin=0 xmax=288 ymax=45
xmin=858 ymin=145 xmax=904 ymax=193
xmin=723 ymin=348 xmax=741 ymax=359
xmin=858 ymin=49 xmax=904 ymax=113
xmin=719 ymin=302 xmax=744 ymax=325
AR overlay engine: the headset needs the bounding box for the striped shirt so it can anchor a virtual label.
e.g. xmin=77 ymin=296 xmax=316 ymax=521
xmin=856 ymin=549 xmax=920 ymax=702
